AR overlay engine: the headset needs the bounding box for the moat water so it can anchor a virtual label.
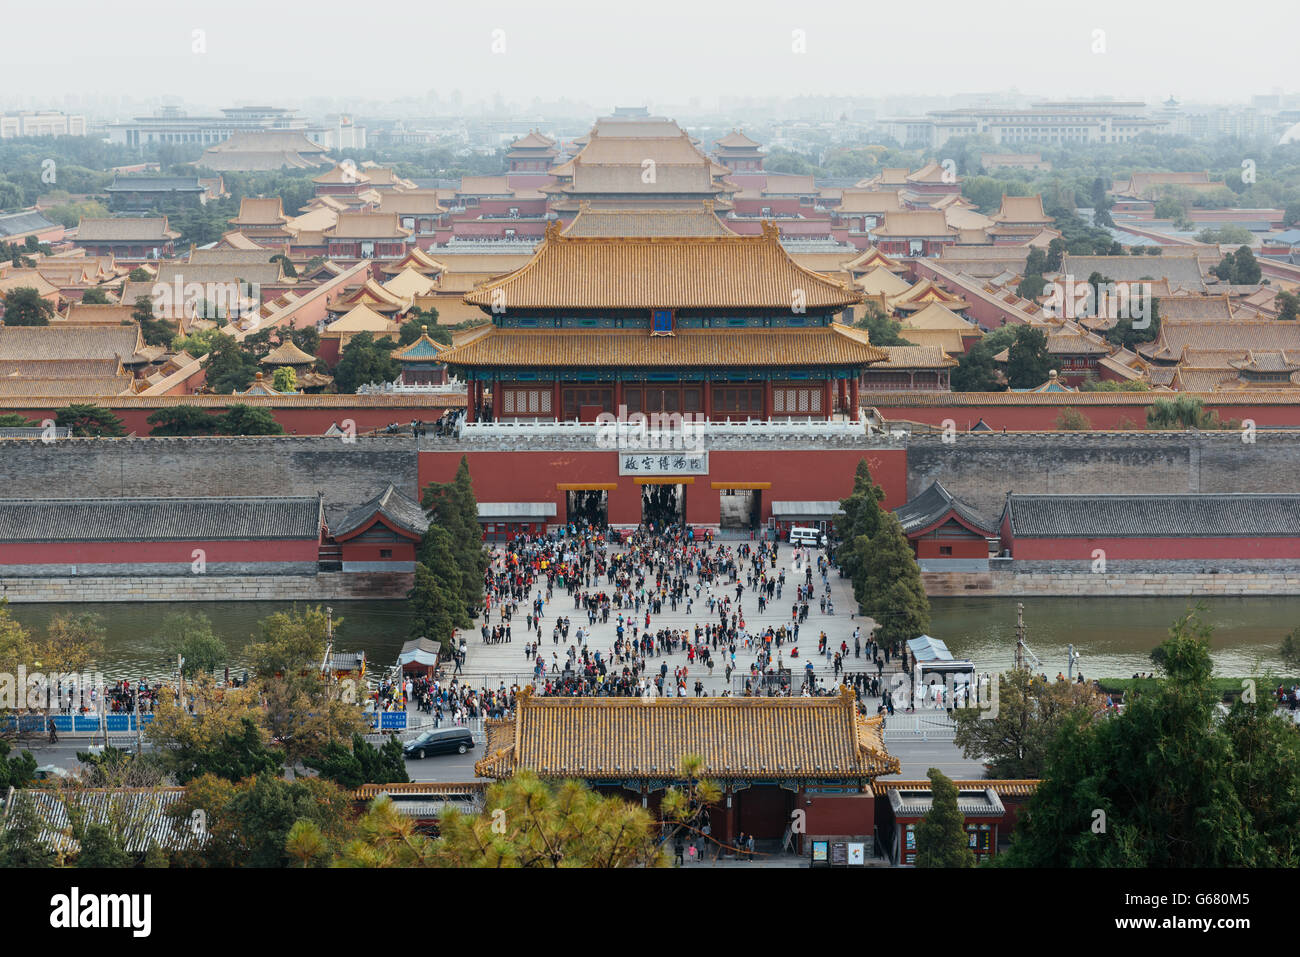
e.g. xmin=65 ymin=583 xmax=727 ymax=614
xmin=5 ymin=595 xmax=1294 ymax=682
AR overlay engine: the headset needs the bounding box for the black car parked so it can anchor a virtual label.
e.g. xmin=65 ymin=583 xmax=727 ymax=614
xmin=403 ymin=727 xmax=474 ymax=759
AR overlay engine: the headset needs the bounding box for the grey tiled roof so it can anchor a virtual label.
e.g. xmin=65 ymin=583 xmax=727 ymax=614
xmin=331 ymin=484 xmax=429 ymax=539
xmin=1056 ymin=255 xmax=1207 ymax=292
xmin=76 ymin=217 xmax=176 ymax=242
xmin=0 ymin=210 xmax=57 ymax=237
xmin=5 ymin=788 xmax=203 ymax=853
xmin=887 ymin=787 xmax=1005 ymax=817
xmin=107 ymin=176 xmax=205 ymax=193
xmin=0 ymin=495 xmax=323 ymax=543
xmin=895 ymin=481 xmax=995 ymax=536
xmin=1003 ymin=493 xmax=1300 ymax=538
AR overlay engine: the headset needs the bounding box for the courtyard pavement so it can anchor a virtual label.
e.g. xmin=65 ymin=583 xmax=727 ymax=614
xmin=457 ymin=538 xmax=888 ymax=696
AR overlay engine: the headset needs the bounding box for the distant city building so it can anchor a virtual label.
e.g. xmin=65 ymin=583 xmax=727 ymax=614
xmin=1173 ymin=106 xmax=1260 ymax=140
xmin=884 ymin=102 xmax=1168 ymax=149
xmin=0 ymin=111 xmax=86 ymax=139
xmin=107 ymin=105 xmax=364 ymax=151
xmin=318 ymin=114 xmax=366 ymax=150
xmin=110 ymin=105 xmax=306 ymax=147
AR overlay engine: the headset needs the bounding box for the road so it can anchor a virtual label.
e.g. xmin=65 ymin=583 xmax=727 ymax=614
xmin=883 ymin=738 xmax=985 ymax=780
xmin=403 ymin=751 xmax=479 ymax=781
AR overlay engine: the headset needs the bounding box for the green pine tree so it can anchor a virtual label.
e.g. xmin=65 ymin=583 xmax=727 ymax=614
xmin=420 ymin=457 xmax=487 ymax=619
xmin=860 ymin=512 xmax=930 ymax=650
xmin=837 ymin=459 xmax=885 ymax=601
xmin=1005 ymin=325 xmax=1052 ymax=389
xmin=914 ymin=768 xmax=977 ymax=868
xmin=409 ymin=544 xmax=467 ymax=640
xmin=0 ymin=796 xmax=56 ymax=867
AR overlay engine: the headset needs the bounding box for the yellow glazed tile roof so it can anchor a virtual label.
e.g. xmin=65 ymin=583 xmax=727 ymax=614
xmin=463 ymin=223 xmax=861 ymax=311
xmin=437 ymin=324 xmax=887 ymax=369
xmin=475 ymin=687 xmax=899 ymax=779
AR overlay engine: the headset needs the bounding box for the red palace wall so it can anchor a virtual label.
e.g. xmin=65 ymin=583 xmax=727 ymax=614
xmin=419 ymin=448 xmax=909 ymax=527
xmin=1005 ymin=535 xmax=1300 ymax=561
xmin=731 ymin=197 xmax=805 ymax=217
xmin=915 ymin=535 xmax=989 ymax=559
xmin=340 ymin=541 xmax=417 ymax=564
xmin=804 ymin=793 xmax=875 ymax=836
xmin=868 ymin=400 xmax=1300 ymax=432
xmin=318 ymin=338 xmax=342 ymax=367
xmin=0 ymin=539 xmax=318 ymax=566
xmin=452 ymin=220 xmax=547 ymax=239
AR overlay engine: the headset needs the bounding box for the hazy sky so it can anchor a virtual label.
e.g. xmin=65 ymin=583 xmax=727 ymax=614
xmin=2 ymin=0 xmax=1293 ymax=114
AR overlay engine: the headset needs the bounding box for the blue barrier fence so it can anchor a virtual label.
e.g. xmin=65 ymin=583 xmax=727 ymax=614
xmin=370 ymin=711 xmax=407 ymax=731
xmin=5 ymin=710 xmax=400 ymax=734
xmin=0 ymin=713 xmax=157 ymax=734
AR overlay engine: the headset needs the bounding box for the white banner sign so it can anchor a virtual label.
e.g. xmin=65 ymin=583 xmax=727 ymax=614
xmin=619 ymin=452 xmax=709 ymax=476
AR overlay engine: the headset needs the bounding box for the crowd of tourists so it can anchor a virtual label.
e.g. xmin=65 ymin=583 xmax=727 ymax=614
xmin=458 ymin=522 xmax=910 ymax=711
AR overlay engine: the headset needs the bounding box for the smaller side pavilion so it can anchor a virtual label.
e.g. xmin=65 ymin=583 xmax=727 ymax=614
xmin=894 ymin=480 xmax=996 ymax=570
xmin=392 ymin=326 xmax=448 ymax=387
xmin=326 ymin=484 xmax=429 ymax=572
xmin=475 ymin=686 xmax=899 ymax=854
xmin=873 ymin=779 xmax=1039 ymax=865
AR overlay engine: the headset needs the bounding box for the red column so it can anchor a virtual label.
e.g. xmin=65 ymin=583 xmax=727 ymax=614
xmin=553 ymin=380 xmax=562 ymax=421
xmin=702 ymin=378 xmax=712 ymax=421
xmin=490 ymin=377 xmax=498 ymax=422
xmin=465 ymin=378 xmax=475 ymax=423
xmin=762 ymin=379 xmax=773 ymax=420
xmin=613 ymin=378 xmax=623 ymax=416
xmin=823 ymin=379 xmax=833 ymax=420
xmin=849 ymin=376 xmax=859 ymax=417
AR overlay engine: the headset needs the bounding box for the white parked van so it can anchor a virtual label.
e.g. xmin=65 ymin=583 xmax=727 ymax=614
xmin=789 ymin=526 xmax=825 ymax=548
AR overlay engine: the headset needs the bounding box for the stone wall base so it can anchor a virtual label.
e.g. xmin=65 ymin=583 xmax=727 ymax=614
xmin=922 ymin=571 xmax=1300 ymax=597
xmin=0 ymin=572 xmax=414 ymax=603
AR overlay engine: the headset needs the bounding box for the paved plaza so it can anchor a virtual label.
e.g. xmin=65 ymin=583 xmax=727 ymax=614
xmin=457 ymin=536 xmax=892 ymax=697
